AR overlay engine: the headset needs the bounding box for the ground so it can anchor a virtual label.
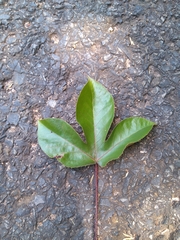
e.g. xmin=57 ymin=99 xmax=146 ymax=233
xmin=0 ymin=0 xmax=180 ymax=239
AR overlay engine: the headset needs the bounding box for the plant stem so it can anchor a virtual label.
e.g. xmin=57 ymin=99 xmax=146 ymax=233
xmin=94 ymin=163 xmax=99 ymax=240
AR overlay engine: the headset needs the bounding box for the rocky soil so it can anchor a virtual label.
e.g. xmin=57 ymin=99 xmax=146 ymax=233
xmin=0 ymin=0 xmax=180 ymax=239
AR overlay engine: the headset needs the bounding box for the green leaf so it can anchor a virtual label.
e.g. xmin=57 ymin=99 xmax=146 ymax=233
xmin=98 ymin=117 xmax=155 ymax=167
xmin=38 ymin=118 xmax=94 ymax=168
xmin=38 ymin=77 xmax=156 ymax=168
xmin=76 ymin=77 xmax=114 ymax=158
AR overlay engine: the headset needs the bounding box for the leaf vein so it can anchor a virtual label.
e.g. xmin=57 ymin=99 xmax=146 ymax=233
xmin=42 ymin=125 xmax=95 ymax=162
xmin=97 ymin=125 xmax=153 ymax=161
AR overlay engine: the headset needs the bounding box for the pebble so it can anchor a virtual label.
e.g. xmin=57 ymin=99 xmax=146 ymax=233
xmin=47 ymin=99 xmax=57 ymax=108
xmin=103 ymin=54 xmax=112 ymax=62
xmin=33 ymin=195 xmax=45 ymax=205
xmin=7 ymin=113 xmax=20 ymax=125
xmin=34 ymin=157 xmax=47 ymax=168
xmin=132 ymin=5 xmax=143 ymax=16
xmin=16 ymin=206 xmax=31 ymax=217
xmin=13 ymin=72 xmax=25 ymax=85
xmin=0 ymin=105 xmax=10 ymax=114
xmin=0 ymin=0 xmax=179 ymax=239
xmin=152 ymin=149 xmax=163 ymax=161
xmin=174 ymin=160 xmax=180 ymax=168
xmin=0 ymin=14 xmax=10 ymax=20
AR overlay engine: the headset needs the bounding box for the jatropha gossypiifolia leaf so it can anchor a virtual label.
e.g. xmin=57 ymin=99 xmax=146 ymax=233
xmin=38 ymin=77 xmax=156 ymax=168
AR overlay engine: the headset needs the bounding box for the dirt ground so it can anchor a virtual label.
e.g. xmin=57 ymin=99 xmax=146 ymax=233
xmin=0 ymin=0 xmax=180 ymax=239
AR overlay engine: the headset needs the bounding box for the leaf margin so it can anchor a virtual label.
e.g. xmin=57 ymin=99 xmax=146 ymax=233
xmin=97 ymin=117 xmax=156 ymax=167
xmin=37 ymin=78 xmax=157 ymax=168
xmin=38 ymin=118 xmax=95 ymax=168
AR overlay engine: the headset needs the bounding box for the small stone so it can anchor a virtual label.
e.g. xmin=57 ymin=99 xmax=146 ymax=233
xmin=6 ymin=35 xmax=16 ymax=44
xmin=37 ymin=177 xmax=46 ymax=188
xmin=2 ymin=66 xmax=13 ymax=80
xmin=4 ymin=138 xmax=13 ymax=147
xmin=108 ymin=27 xmax=114 ymax=32
xmin=76 ymin=84 xmax=83 ymax=91
xmin=9 ymin=45 xmax=22 ymax=56
xmin=120 ymin=198 xmax=128 ymax=203
xmin=16 ymin=139 xmax=26 ymax=147
xmin=0 ymin=14 xmax=10 ymax=20
xmin=8 ymin=59 xmax=21 ymax=72
xmin=59 ymin=35 xmax=69 ymax=48
xmin=152 ymin=149 xmax=162 ymax=161
xmin=13 ymin=72 xmax=25 ymax=85
xmin=151 ymin=176 xmax=161 ymax=188
xmin=51 ymin=54 xmax=60 ymax=61
xmin=132 ymin=5 xmax=143 ymax=16
xmin=33 ymin=195 xmax=45 ymax=205
xmin=172 ymin=76 xmax=179 ymax=83
xmin=63 ymin=9 xmax=74 ymax=21
xmin=0 ymin=34 xmax=6 ymax=43
xmin=61 ymin=53 xmax=69 ymax=64
xmin=41 ymin=106 xmax=52 ymax=118
xmin=7 ymin=113 xmax=20 ymax=125
xmin=100 ymin=198 xmax=111 ymax=207
xmin=16 ymin=206 xmax=31 ymax=217
xmin=34 ymin=157 xmax=47 ymax=168
xmin=174 ymin=160 xmax=180 ymax=168
xmin=19 ymin=165 xmax=27 ymax=174
xmin=47 ymin=99 xmax=56 ymax=108
xmin=84 ymin=203 xmax=92 ymax=211
xmin=103 ymin=54 xmax=112 ymax=62
xmin=0 ymin=227 xmax=8 ymax=238
xmin=0 ymin=105 xmax=10 ymax=114
xmin=50 ymin=33 xmax=59 ymax=44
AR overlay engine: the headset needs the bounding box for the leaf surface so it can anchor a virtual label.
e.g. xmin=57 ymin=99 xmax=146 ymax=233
xmin=38 ymin=118 xmax=94 ymax=167
xmin=76 ymin=77 xmax=114 ymax=159
xmin=98 ymin=117 xmax=155 ymax=167
xmin=38 ymin=78 xmax=156 ymax=168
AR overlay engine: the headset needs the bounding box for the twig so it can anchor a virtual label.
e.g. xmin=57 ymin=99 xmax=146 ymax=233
xmin=94 ymin=163 xmax=99 ymax=240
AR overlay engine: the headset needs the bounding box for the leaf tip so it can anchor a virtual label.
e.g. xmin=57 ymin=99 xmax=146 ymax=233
xmin=87 ymin=76 xmax=95 ymax=82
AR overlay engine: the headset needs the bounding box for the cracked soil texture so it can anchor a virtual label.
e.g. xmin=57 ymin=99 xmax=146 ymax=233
xmin=0 ymin=0 xmax=180 ymax=239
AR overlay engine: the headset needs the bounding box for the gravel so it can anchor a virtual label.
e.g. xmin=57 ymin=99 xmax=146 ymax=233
xmin=0 ymin=0 xmax=180 ymax=239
